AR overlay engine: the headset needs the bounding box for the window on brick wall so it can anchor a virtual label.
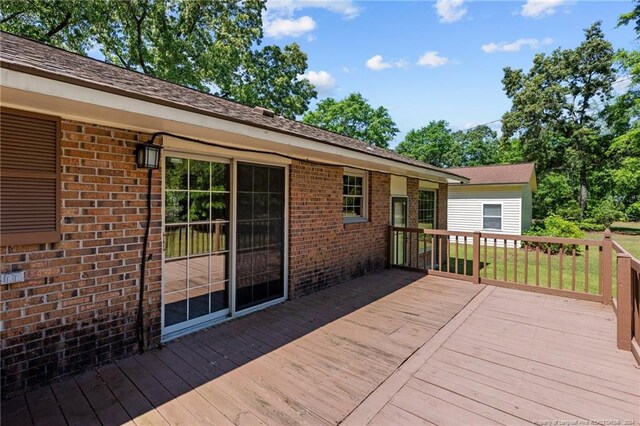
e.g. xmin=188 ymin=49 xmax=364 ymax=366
xmin=0 ymin=108 xmax=61 ymax=245
xmin=343 ymin=168 xmax=368 ymax=222
xmin=418 ymin=190 xmax=436 ymax=229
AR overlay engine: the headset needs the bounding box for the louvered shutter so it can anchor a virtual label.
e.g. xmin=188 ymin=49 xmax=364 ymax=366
xmin=0 ymin=109 xmax=61 ymax=245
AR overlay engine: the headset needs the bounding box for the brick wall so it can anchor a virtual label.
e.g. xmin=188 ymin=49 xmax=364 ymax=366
xmin=0 ymin=119 xmax=163 ymax=398
xmin=288 ymin=161 xmax=390 ymax=297
xmin=407 ymin=178 xmax=419 ymax=228
xmin=437 ymin=183 xmax=448 ymax=230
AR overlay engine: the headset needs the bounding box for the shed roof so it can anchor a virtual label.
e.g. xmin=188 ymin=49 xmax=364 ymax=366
xmin=448 ymin=163 xmax=536 ymax=189
xmin=0 ymin=32 xmax=467 ymax=182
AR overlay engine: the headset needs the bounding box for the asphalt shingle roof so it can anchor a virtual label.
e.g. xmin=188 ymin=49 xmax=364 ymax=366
xmin=0 ymin=32 xmax=467 ymax=181
xmin=448 ymin=163 xmax=536 ymax=185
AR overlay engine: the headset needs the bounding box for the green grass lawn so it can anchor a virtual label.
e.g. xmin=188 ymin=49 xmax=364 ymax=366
xmin=445 ymin=240 xmax=606 ymax=296
xmin=586 ymin=221 xmax=640 ymax=258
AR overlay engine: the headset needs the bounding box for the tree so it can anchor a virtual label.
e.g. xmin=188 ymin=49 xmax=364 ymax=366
xmin=604 ymin=0 xmax=640 ymax=217
xmin=302 ymin=93 xmax=399 ymax=148
xmin=453 ymin=125 xmax=500 ymax=166
xmin=0 ymin=0 xmax=316 ymax=118
xmin=501 ymin=22 xmax=616 ymax=215
xmin=618 ymin=0 xmax=640 ymax=37
xmin=395 ymin=120 xmax=463 ymax=167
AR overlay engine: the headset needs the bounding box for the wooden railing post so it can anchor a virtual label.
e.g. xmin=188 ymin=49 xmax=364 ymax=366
xmin=616 ymin=253 xmax=632 ymax=351
xmin=602 ymin=229 xmax=613 ymax=305
xmin=472 ymin=231 xmax=481 ymax=284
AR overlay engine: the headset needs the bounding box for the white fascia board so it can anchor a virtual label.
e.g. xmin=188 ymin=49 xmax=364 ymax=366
xmin=0 ymin=68 xmax=467 ymax=184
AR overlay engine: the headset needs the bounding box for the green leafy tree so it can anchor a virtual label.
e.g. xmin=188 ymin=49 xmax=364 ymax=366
xmin=501 ymin=22 xmax=616 ymax=216
xmin=0 ymin=0 xmax=316 ymax=118
xmin=602 ymin=1 xmax=640 ymax=216
xmin=618 ymin=0 xmax=640 ymax=36
xmin=453 ymin=125 xmax=500 ymax=166
xmin=395 ymin=120 xmax=463 ymax=167
xmin=302 ymin=93 xmax=399 ymax=148
xmin=533 ymin=172 xmax=581 ymax=220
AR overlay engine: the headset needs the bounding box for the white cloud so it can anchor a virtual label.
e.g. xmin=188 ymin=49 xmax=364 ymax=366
xmin=417 ymin=51 xmax=449 ymax=68
xmin=366 ymin=55 xmax=392 ymax=71
xmin=521 ymin=0 xmax=571 ymax=18
xmin=266 ymin=0 xmax=360 ymax=19
xmin=298 ymin=70 xmax=336 ymax=94
xmin=434 ymin=0 xmax=467 ymax=23
xmin=365 ymin=55 xmax=407 ymax=71
xmin=264 ymin=15 xmax=316 ymax=38
xmin=481 ymin=37 xmax=554 ymax=53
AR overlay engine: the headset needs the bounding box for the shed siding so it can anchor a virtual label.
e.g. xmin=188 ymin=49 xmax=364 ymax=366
xmin=447 ymin=186 xmax=522 ymax=247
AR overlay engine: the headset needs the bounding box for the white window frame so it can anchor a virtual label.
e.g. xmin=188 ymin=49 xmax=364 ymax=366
xmin=418 ymin=189 xmax=437 ymax=229
xmin=482 ymin=202 xmax=503 ymax=231
xmin=343 ymin=168 xmax=369 ymax=223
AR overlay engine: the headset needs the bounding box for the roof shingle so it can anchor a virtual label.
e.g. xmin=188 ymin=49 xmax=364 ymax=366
xmin=448 ymin=163 xmax=536 ymax=186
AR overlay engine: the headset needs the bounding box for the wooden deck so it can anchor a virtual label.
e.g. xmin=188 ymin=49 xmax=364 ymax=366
xmin=2 ymin=271 xmax=639 ymax=426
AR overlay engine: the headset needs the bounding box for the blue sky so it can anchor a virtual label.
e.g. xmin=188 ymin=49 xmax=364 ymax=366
xmin=263 ymin=0 xmax=638 ymax=147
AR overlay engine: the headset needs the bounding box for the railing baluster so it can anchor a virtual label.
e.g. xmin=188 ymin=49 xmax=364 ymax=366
xmin=463 ymin=237 xmax=468 ymax=276
xmin=416 ymin=231 xmax=420 ymax=270
xmin=493 ymin=239 xmax=497 ymax=279
xmin=585 ymin=245 xmax=589 ymax=293
xmin=559 ymin=244 xmax=564 ymax=289
xmin=571 ymin=247 xmax=576 ymax=291
xmin=484 ymin=238 xmax=488 ymax=278
xmin=535 ymin=246 xmax=540 ymax=286
xmin=455 ymin=236 xmax=459 ymax=274
xmin=423 ymin=231 xmax=427 ymax=271
xmin=395 ymin=230 xmax=399 ymax=266
xmin=513 ymin=240 xmax=517 ymax=283
xmin=438 ymin=236 xmax=443 ymax=272
xmin=429 ymin=234 xmax=436 ymax=270
xmin=503 ymin=239 xmax=508 ymax=282
xmin=547 ymin=246 xmax=552 ymax=288
xmin=404 ymin=229 xmax=408 ymax=267
xmin=524 ymin=244 xmax=529 ymax=285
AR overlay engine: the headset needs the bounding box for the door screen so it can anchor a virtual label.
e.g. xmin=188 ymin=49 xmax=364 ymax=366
xmin=236 ymin=163 xmax=285 ymax=311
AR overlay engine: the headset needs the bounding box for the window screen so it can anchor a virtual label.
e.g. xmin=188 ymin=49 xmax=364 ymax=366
xmin=483 ymin=204 xmax=502 ymax=230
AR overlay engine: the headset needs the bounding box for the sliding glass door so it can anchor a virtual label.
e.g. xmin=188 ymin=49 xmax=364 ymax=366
xmin=162 ymin=156 xmax=286 ymax=337
xmin=236 ymin=163 xmax=285 ymax=311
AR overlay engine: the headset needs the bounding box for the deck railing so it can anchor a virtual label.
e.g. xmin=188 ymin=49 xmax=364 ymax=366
xmin=389 ymin=226 xmax=612 ymax=303
xmin=613 ymin=241 xmax=640 ymax=363
xmin=389 ymin=226 xmax=639 ymax=360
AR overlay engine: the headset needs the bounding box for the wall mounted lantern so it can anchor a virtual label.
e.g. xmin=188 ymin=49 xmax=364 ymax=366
xmin=135 ymin=143 xmax=163 ymax=169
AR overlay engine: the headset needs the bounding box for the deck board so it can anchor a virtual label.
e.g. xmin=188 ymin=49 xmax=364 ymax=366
xmin=366 ymin=283 xmax=640 ymax=425
xmin=3 ymin=271 xmax=638 ymax=425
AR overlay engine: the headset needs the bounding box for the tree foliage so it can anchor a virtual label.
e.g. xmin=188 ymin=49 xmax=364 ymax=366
xmin=302 ymin=93 xmax=399 ymax=148
xmin=0 ymin=0 xmax=316 ymax=118
xmin=501 ymin=22 xmax=616 ymax=215
xmin=395 ymin=121 xmax=503 ymax=168
xmin=395 ymin=121 xmax=461 ymax=167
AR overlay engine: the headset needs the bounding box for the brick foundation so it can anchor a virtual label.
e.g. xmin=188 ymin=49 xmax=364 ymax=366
xmin=0 ymin=120 xmax=163 ymax=398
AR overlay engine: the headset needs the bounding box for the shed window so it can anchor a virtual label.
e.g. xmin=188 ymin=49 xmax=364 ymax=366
xmin=483 ymin=204 xmax=502 ymax=230
xmin=418 ymin=190 xmax=436 ymax=229
xmin=343 ymin=169 xmax=368 ymax=222
xmin=0 ymin=109 xmax=61 ymax=245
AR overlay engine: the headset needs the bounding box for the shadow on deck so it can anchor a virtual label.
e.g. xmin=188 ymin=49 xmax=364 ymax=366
xmin=2 ymin=270 xmax=639 ymax=425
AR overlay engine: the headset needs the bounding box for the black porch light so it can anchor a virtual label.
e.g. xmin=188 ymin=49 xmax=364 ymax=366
xmin=135 ymin=142 xmax=163 ymax=169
